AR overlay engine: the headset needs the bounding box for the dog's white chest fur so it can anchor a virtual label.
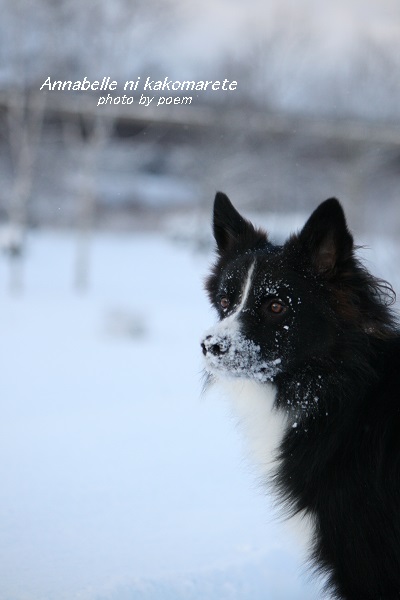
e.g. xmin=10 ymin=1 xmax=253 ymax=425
xmin=220 ymin=377 xmax=316 ymax=554
xmin=220 ymin=378 xmax=287 ymax=477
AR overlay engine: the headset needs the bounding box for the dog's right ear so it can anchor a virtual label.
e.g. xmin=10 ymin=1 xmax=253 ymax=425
xmin=297 ymin=197 xmax=354 ymax=274
xmin=213 ymin=192 xmax=267 ymax=254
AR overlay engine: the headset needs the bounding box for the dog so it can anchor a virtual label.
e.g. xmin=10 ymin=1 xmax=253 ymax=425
xmin=201 ymin=192 xmax=400 ymax=599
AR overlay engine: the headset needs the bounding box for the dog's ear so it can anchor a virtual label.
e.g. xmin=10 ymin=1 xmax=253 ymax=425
xmin=213 ymin=192 xmax=267 ymax=253
xmin=297 ymin=198 xmax=354 ymax=274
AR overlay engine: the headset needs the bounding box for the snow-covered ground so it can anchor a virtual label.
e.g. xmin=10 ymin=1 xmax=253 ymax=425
xmin=0 ymin=224 xmax=398 ymax=600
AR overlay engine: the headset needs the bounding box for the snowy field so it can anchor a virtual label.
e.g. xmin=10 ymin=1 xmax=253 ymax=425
xmin=0 ymin=223 xmax=398 ymax=600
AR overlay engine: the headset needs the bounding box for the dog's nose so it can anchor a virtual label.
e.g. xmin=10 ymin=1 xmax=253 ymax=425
xmin=201 ymin=335 xmax=230 ymax=356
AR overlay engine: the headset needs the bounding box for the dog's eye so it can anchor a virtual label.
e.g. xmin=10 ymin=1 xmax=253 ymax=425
xmin=220 ymin=297 xmax=230 ymax=310
xmin=268 ymin=300 xmax=285 ymax=314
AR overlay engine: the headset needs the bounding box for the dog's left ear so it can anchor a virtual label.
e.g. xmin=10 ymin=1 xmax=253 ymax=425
xmin=297 ymin=198 xmax=354 ymax=274
xmin=213 ymin=192 xmax=267 ymax=253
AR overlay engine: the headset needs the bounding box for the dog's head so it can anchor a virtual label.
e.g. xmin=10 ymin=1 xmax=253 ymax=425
xmin=201 ymin=192 xmax=395 ymax=384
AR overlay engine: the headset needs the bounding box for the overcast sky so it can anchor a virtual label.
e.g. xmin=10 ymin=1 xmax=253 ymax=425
xmin=168 ymin=0 xmax=400 ymax=72
xmin=1 ymin=0 xmax=399 ymax=118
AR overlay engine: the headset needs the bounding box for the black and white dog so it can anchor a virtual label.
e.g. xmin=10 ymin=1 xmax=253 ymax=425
xmin=201 ymin=192 xmax=400 ymax=599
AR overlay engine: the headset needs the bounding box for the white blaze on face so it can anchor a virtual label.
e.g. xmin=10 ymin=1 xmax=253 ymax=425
xmin=216 ymin=260 xmax=256 ymax=334
xmin=205 ymin=260 xmax=256 ymax=345
xmin=234 ymin=260 xmax=256 ymax=316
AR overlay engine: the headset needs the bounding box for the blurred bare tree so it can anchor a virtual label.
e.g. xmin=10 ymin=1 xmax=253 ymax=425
xmin=0 ymin=2 xmax=49 ymax=292
xmin=63 ymin=113 xmax=112 ymax=292
xmin=0 ymin=0 xmax=176 ymax=291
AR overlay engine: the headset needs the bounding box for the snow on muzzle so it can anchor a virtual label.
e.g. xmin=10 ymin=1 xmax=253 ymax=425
xmin=201 ymin=329 xmax=282 ymax=382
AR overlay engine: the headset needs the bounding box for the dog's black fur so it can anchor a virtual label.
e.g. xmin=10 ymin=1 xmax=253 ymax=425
xmin=202 ymin=192 xmax=400 ymax=599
